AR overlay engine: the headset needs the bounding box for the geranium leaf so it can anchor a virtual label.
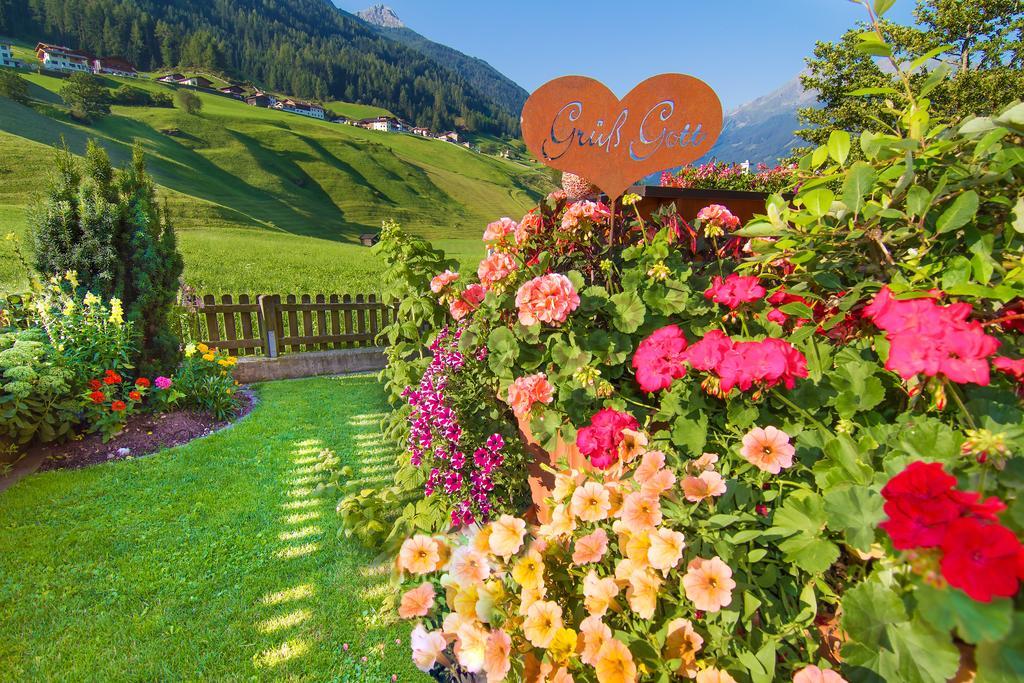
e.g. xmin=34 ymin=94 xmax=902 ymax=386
xmin=609 ymin=291 xmax=646 ymax=333
xmin=975 ymin=613 xmax=1024 ymax=682
xmin=915 ymin=585 xmax=1013 ymax=645
xmin=823 ymin=485 xmax=885 ymax=551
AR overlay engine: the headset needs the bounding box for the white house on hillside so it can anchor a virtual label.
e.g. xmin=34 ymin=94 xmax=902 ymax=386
xmin=36 ymin=43 xmax=91 ymax=73
xmin=273 ymin=98 xmax=325 ymax=119
xmin=359 ymin=116 xmax=399 ymax=132
xmin=92 ymin=57 xmax=138 ymax=77
xmin=437 ymin=131 xmax=460 ymax=143
xmin=0 ymin=44 xmax=16 ymax=68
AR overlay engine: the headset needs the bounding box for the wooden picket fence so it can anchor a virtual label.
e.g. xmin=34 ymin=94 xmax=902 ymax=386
xmin=189 ymin=294 xmax=396 ymax=357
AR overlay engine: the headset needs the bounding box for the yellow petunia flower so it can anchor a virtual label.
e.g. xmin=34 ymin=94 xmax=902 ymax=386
xmin=547 ymin=628 xmax=578 ymax=664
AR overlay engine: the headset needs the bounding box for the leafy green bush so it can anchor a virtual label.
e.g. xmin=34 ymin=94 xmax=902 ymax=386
xmin=0 ymin=328 xmax=76 ymax=448
xmin=109 ymin=85 xmax=172 ymax=108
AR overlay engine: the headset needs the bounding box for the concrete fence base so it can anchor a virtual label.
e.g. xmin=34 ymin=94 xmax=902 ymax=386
xmin=233 ymin=347 xmax=387 ymax=383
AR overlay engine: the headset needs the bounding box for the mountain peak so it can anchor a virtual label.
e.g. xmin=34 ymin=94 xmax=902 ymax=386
xmin=357 ymin=4 xmax=405 ymax=29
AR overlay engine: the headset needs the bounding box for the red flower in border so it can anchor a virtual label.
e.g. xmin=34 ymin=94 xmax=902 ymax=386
xmin=110 ymin=400 xmax=127 ymax=412
xmin=135 ymin=377 xmax=151 ymax=388
xmin=89 ymin=391 xmax=105 ymax=404
xmin=940 ymin=517 xmax=1024 ymax=602
xmin=103 ymin=370 xmax=122 ymax=385
xmin=88 ymin=379 xmax=102 ymax=390
xmin=128 ymin=391 xmax=142 ymax=402
xmin=632 ymin=325 xmax=688 ymax=392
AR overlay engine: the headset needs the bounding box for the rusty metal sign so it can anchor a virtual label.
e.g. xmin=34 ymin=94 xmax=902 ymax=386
xmin=521 ymin=74 xmax=723 ymax=200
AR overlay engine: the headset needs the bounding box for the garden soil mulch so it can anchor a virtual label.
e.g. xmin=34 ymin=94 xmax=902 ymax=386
xmin=32 ymin=390 xmax=256 ymax=472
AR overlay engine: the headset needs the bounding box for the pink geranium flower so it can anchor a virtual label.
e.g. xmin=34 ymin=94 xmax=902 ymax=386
xmin=515 ymin=274 xmax=580 ymax=326
xmin=576 ymin=408 xmax=638 ymax=469
xmin=684 ymin=329 xmax=734 ymax=371
xmin=477 ymin=252 xmax=517 ymax=286
xmin=704 ymin=273 xmax=766 ymax=309
xmin=740 ymin=426 xmax=795 ymax=474
xmin=483 ymin=217 xmax=518 ymax=243
xmin=632 ymin=324 xmax=689 ymax=392
xmin=450 ymin=284 xmax=487 ymax=320
xmin=696 ymin=204 xmax=740 ymax=231
xmin=506 ymin=373 xmax=554 ymax=420
xmin=430 ymin=270 xmax=459 ymax=294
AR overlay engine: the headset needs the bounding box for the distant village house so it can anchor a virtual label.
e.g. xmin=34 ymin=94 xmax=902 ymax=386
xmin=411 ymin=126 xmax=431 ymax=137
xmin=157 ymin=73 xmax=185 ymax=83
xmin=245 ymin=92 xmax=276 ymax=107
xmin=36 ymin=43 xmax=91 ymax=73
xmin=359 ymin=116 xmax=400 ymax=132
xmin=0 ymin=44 xmax=17 ymax=69
xmin=179 ymin=76 xmax=213 ymax=88
xmin=273 ymin=98 xmax=325 ymax=119
xmin=92 ymin=57 xmax=138 ymax=78
xmin=436 ymin=131 xmax=459 ymax=143
xmin=218 ymin=84 xmax=246 ymax=97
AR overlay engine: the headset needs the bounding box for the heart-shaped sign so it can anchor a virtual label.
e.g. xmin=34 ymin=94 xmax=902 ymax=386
xmin=521 ymin=74 xmax=723 ymax=200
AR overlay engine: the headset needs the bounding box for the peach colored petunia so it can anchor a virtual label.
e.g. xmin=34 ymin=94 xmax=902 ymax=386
xmin=538 ymin=503 xmax=577 ymax=539
xmin=507 ymin=373 xmax=554 ymax=420
xmin=640 ymin=467 xmax=677 ymax=498
xmin=665 ymin=618 xmax=704 ymax=678
xmin=515 ymin=273 xmax=580 ymax=326
xmin=624 ymin=532 xmax=652 ymax=567
xmin=452 ymin=583 xmax=480 ymax=619
xmin=572 ymin=528 xmax=610 ymax=565
xmin=442 ymin=611 xmax=471 ymax=637
xmin=614 ymin=558 xmax=642 ymax=585
xmin=571 ymin=481 xmax=612 ymax=522
xmin=551 ymin=470 xmax=584 ymax=502
xmin=398 ymin=582 xmax=436 ymax=619
xmin=648 ymin=527 xmax=687 ymax=571
xmin=430 ymin=270 xmax=459 ymax=294
xmin=690 ymin=452 xmax=719 ymax=473
xmin=583 ymin=571 xmax=620 ymax=617
xmin=399 ymin=535 xmax=440 ymax=575
xmin=683 ymin=556 xmax=736 ymax=612
xmin=633 ymin=450 xmax=666 ymax=484
xmin=512 ymin=550 xmax=545 ymax=589
xmin=454 ymin=620 xmax=488 ymax=673
xmin=792 ymin=665 xmax=848 ymax=683
xmin=695 ymin=669 xmax=738 ymax=683
xmin=484 ymin=629 xmax=512 ymax=683
xmin=594 ymin=636 xmax=638 ymax=683
xmin=518 ymin=584 xmax=546 ymax=615
xmin=483 ymin=217 xmax=517 ymax=243
xmin=489 ymin=514 xmax=527 ymax=560
xmin=618 ymin=429 xmax=649 ymax=463
xmin=410 ymin=624 xmax=448 ymax=672
xmin=682 ymin=470 xmax=728 ymax=502
xmin=619 ymin=491 xmax=662 ymax=532
xmin=449 ymin=546 xmax=491 ymax=585
xmin=626 ymin=567 xmax=662 ymax=619
xmin=523 ymin=600 xmax=563 ymax=648
xmin=478 ymin=251 xmax=518 ymax=286
xmin=472 ymin=524 xmax=494 ymax=554
xmin=579 ymin=614 xmax=612 ymax=667
xmin=740 ymin=425 xmax=795 ymax=474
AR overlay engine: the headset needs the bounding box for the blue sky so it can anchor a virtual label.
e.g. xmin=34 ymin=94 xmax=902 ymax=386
xmin=335 ymin=0 xmax=917 ymax=110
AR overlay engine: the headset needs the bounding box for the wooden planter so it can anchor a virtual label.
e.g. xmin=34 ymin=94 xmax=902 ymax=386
xmin=517 ymin=415 xmax=589 ymax=524
xmin=625 ymin=185 xmax=769 ymax=225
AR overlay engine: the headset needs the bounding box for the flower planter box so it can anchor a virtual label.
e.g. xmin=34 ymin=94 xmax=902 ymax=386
xmin=625 ymin=184 xmax=769 ymax=225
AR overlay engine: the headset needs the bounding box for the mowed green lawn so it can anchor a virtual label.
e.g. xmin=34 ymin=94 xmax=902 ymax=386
xmin=0 ymin=70 xmax=544 ymax=293
xmin=0 ymin=375 xmax=418 ymax=681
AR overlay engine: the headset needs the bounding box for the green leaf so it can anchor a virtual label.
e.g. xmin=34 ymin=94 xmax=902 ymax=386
xmin=814 ymin=435 xmax=874 ymax=488
xmin=609 ymin=291 xmax=646 ymax=333
xmin=906 ymin=185 xmax=930 ymax=218
xmin=916 ymin=584 xmax=1013 ymax=645
xmin=827 ymin=130 xmax=851 ymax=165
xmin=976 ymin=613 xmax=1024 ymax=682
xmin=771 ymin=490 xmax=827 ymax=536
xmin=908 ymin=44 xmax=954 ymax=73
xmin=841 ymin=161 xmax=875 ymax=213
xmin=848 ymin=86 xmax=900 ymax=97
xmin=778 ymin=534 xmax=840 ymax=574
xmin=873 ymin=0 xmax=897 ymax=16
xmin=802 ymin=188 xmax=835 ymax=217
xmin=842 ymin=579 xmax=907 ymax=645
xmin=811 ymin=145 xmax=829 ymax=168
xmin=824 ymin=485 xmax=885 ymax=551
xmin=935 ymin=190 xmax=979 ymax=234
xmin=1013 ymin=195 xmax=1024 ymax=234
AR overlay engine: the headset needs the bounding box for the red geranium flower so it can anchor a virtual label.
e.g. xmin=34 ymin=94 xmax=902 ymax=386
xmin=103 ymin=370 xmax=122 ymax=385
xmin=110 ymin=400 xmax=127 ymax=412
xmin=879 ymin=461 xmax=961 ymax=549
xmin=135 ymin=377 xmax=151 ymax=388
xmin=684 ymin=330 xmax=734 ymax=371
xmin=88 ymin=379 xmax=102 ymax=390
xmin=704 ymin=273 xmax=766 ymax=309
xmin=632 ymin=324 xmax=688 ymax=392
xmin=576 ymin=408 xmax=639 ymax=470
xmin=940 ymin=517 xmax=1024 ymax=602
xmin=128 ymin=391 xmax=142 ymax=401
xmin=89 ymin=391 xmax=105 ymax=404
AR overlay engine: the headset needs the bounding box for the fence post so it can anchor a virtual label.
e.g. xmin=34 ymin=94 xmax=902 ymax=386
xmin=257 ymin=294 xmax=280 ymax=358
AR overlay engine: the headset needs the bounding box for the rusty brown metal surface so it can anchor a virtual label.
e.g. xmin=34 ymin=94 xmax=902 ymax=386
xmin=521 ymin=74 xmax=723 ymax=200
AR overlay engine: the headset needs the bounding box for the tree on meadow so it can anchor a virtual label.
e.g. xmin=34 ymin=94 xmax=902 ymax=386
xmin=59 ymin=72 xmax=110 ymax=123
xmin=31 ymin=140 xmax=184 ymax=374
xmin=0 ymin=68 xmax=28 ymax=104
xmin=797 ymin=0 xmax=1023 ymax=149
xmin=174 ymin=89 xmax=202 ymax=115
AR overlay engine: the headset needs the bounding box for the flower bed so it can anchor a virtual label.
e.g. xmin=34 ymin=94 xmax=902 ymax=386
xmin=346 ymin=34 xmax=1024 ymax=683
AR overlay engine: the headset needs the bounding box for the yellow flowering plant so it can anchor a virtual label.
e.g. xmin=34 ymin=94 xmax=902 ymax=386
xmin=173 ymin=343 xmax=240 ymax=420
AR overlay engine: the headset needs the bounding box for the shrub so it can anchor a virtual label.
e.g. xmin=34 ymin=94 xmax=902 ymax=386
xmin=0 ymin=328 xmax=77 ymax=447
xmin=58 ymin=72 xmax=110 ymax=122
xmin=0 ymin=69 xmax=29 ymax=105
xmin=174 ymin=89 xmax=202 ymax=115
xmin=173 ymin=343 xmax=239 ymax=420
xmin=31 ymin=140 xmax=184 ymax=375
xmin=384 ymin=17 xmax=1024 ymax=681
xmin=109 ymin=85 xmax=173 ymax=108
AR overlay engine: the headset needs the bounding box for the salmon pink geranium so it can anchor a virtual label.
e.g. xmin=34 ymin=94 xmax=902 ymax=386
xmin=515 ymin=273 xmax=580 ymax=326
xmin=704 ymin=273 xmax=766 ymax=309
xmin=478 ymin=251 xmax=517 ymax=286
xmin=483 ymin=217 xmax=518 ymax=243
xmin=506 ymin=373 xmax=554 ymax=419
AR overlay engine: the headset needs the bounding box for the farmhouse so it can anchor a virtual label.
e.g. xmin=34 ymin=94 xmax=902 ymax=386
xmin=0 ymin=44 xmax=17 ymax=68
xmin=219 ymin=84 xmax=246 ymax=96
xmin=92 ymin=57 xmax=138 ymax=77
xmin=437 ymin=130 xmax=460 ymax=143
xmin=179 ymin=76 xmax=214 ymax=88
xmin=358 ymin=116 xmax=400 ymax=132
xmin=245 ymin=92 xmax=276 ymax=107
xmin=157 ymin=73 xmax=185 ymax=83
xmin=273 ymin=98 xmax=326 ymax=119
xmin=411 ymin=126 xmax=432 ymax=137
xmin=36 ymin=43 xmax=91 ymax=73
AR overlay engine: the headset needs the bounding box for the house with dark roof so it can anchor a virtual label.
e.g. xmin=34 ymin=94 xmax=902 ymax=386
xmin=246 ymin=92 xmax=276 ymax=108
xmin=273 ymin=98 xmax=325 ymax=119
xmin=179 ymin=76 xmax=214 ymax=88
xmin=92 ymin=57 xmax=138 ymax=77
xmin=358 ymin=116 xmax=400 ymax=132
xmin=158 ymin=73 xmax=185 ymax=83
xmin=219 ymin=84 xmax=246 ymax=96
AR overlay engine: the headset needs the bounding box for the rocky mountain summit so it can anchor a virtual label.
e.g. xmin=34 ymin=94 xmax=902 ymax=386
xmin=357 ymin=4 xmax=405 ymax=29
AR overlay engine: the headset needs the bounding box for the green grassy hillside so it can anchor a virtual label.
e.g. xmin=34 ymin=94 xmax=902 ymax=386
xmin=0 ymin=71 xmax=547 ymax=294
